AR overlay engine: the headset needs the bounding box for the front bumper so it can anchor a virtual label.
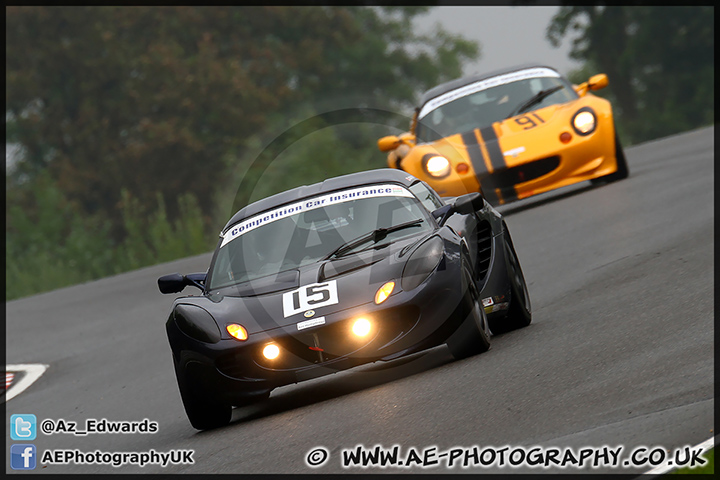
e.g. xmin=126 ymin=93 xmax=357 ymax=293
xmin=409 ymin=118 xmax=618 ymax=205
xmin=167 ymin=262 xmax=475 ymax=404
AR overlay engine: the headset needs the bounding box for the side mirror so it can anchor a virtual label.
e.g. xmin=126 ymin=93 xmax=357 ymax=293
xmin=378 ymin=135 xmax=402 ymax=152
xmin=158 ymin=272 xmax=206 ymax=294
xmin=588 ymin=73 xmax=608 ymax=91
xmin=431 ymin=192 xmax=484 ymax=226
xmin=453 ymin=192 xmax=484 ymax=214
xmin=158 ymin=273 xmax=186 ymax=294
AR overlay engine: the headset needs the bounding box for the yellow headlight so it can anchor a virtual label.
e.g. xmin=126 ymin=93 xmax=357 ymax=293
xmin=375 ymin=281 xmax=395 ymax=304
xmin=425 ymin=155 xmax=451 ymax=177
xmin=352 ymin=318 xmax=372 ymax=337
xmin=262 ymin=344 xmax=280 ymax=360
xmin=226 ymin=323 xmax=248 ymax=341
xmin=573 ymin=111 xmax=596 ymax=134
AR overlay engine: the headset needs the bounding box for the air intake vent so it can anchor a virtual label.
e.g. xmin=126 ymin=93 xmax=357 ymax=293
xmin=492 ymin=155 xmax=560 ymax=187
xmin=475 ymin=220 xmax=492 ymax=285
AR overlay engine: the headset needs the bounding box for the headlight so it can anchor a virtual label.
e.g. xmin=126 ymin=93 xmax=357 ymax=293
xmin=375 ymin=281 xmax=395 ymax=304
xmin=572 ymin=108 xmax=597 ymax=135
xmin=262 ymin=343 xmax=280 ymax=359
xmin=226 ymin=323 xmax=248 ymax=341
xmin=401 ymin=237 xmax=444 ymax=291
xmin=424 ymin=155 xmax=451 ymax=178
xmin=352 ymin=318 xmax=372 ymax=337
xmin=173 ymin=304 xmax=221 ymax=343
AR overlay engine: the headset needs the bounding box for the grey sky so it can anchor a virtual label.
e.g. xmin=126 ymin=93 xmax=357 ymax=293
xmin=414 ymin=6 xmax=581 ymax=77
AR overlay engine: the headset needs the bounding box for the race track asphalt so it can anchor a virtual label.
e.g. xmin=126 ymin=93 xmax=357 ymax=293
xmin=5 ymin=126 xmax=714 ymax=475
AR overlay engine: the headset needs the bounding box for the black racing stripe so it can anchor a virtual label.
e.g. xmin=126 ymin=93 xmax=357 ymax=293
xmin=482 ymin=187 xmax=500 ymax=206
xmin=477 ymin=173 xmax=503 ymax=206
xmin=461 ymin=130 xmax=495 ymax=203
xmin=499 ymin=186 xmax=518 ymax=204
xmin=460 ymin=130 xmax=499 ymax=203
xmin=460 ymin=131 xmax=487 ymax=176
xmin=479 ymin=126 xmax=505 ymax=172
xmin=478 ymin=125 xmax=522 ymax=204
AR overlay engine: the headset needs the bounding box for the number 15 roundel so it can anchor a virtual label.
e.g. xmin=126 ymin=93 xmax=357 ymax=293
xmin=282 ymin=281 xmax=339 ymax=318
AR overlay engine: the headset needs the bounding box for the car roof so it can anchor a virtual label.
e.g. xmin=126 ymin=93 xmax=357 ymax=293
xmin=418 ymin=63 xmax=559 ymax=107
xmin=222 ymin=168 xmax=419 ymax=234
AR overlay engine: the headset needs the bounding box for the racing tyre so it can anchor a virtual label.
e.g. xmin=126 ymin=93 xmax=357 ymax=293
xmin=491 ymin=230 xmax=532 ymax=333
xmin=592 ymin=131 xmax=629 ymax=184
xmin=178 ymin=379 xmax=232 ymax=430
xmin=447 ymin=265 xmax=491 ymax=360
xmin=173 ymin=361 xmax=232 ymax=430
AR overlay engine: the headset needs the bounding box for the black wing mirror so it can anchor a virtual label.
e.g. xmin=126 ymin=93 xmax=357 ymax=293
xmin=432 ymin=192 xmax=484 ymax=226
xmin=158 ymin=273 xmax=206 ymax=294
xmin=454 ymin=192 xmax=484 ymax=214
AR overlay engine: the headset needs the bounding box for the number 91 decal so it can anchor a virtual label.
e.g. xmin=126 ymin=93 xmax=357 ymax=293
xmin=282 ymin=281 xmax=339 ymax=318
xmin=514 ymin=112 xmax=545 ymax=130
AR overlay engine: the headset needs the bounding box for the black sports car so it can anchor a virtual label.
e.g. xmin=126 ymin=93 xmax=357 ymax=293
xmin=158 ymin=168 xmax=531 ymax=429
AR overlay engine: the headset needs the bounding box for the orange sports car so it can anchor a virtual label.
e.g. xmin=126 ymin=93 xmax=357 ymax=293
xmin=378 ymin=63 xmax=628 ymax=205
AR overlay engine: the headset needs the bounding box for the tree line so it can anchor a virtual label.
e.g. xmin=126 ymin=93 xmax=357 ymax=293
xmin=547 ymin=5 xmax=713 ymax=144
xmin=6 ymin=6 xmax=714 ymax=300
xmin=5 ymin=6 xmax=478 ymax=299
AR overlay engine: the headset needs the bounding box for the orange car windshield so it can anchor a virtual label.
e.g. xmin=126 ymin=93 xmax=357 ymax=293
xmin=416 ymin=76 xmax=577 ymax=143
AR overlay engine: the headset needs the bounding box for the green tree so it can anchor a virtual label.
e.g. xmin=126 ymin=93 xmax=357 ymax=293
xmin=6 ymin=6 xmax=478 ymax=241
xmin=547 ymin=6 xmax=713 ymax=144
xmin=6 ymin=6 xmax=480 ymax=300
xmin=5 ymin=170 xmax=216 ymax=300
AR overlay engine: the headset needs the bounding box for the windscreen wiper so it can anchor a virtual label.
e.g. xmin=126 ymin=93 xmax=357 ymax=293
xmin=505 ymin=85 xmax=564 ymax=119
xmin=323 ymin=219 xmax=424 ymax=260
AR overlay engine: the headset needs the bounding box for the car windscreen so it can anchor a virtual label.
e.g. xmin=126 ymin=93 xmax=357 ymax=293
xmin=208 ymin=184 xmax=433 ymax=290
xmin=416 ymin=72 xmax=577 ymax=142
